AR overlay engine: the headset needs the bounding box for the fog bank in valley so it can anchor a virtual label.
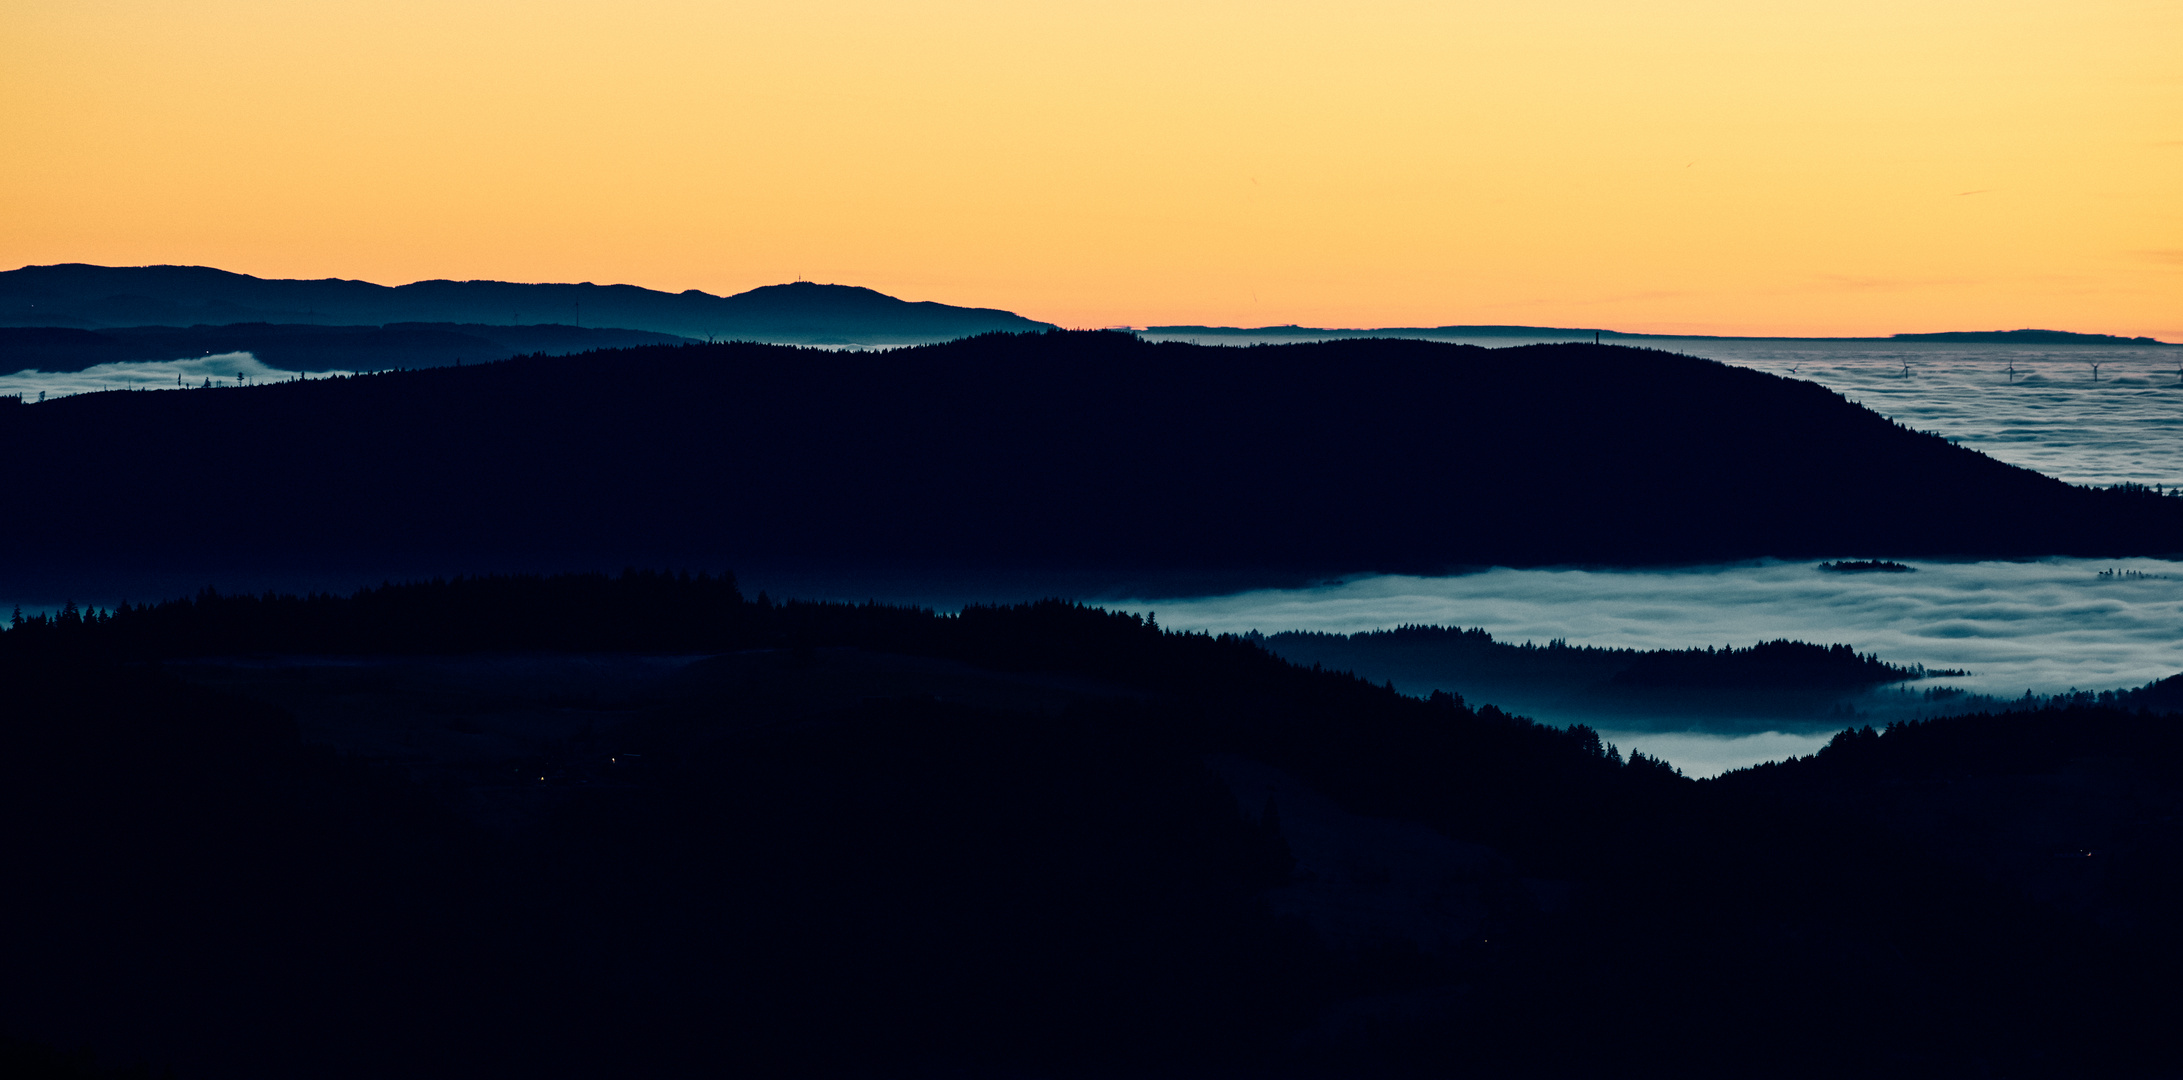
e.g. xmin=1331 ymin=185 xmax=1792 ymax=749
xmin=1117 ymin=558 xmax=2183 ymax=775
xmin=1125 ymin=559 xmax=2183 ymax=698
xmin=0 ymin=352 xmax=351 ymax=400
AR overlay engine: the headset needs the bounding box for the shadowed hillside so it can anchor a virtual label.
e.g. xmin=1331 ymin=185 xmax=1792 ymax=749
xmin=1 ymin=332 xmax=2178 ymax=592
xmin=2 ymin=573 xmax=2178 ymax=1077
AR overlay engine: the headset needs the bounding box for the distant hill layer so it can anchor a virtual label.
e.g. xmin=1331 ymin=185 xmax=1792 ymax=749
xmin=1147 ymin=324 xmax=2173 ymax=345
xmin=1 ymin=332 xmax=2178 ymax=582
xmin=0 ymin=264 xmax=1053 ymax=343
xmin=1147 ymin=324 xmax=1616 ymax=339
xmin=1886 ymin=329 xmax=2171 ymax=345
xmin=0 ymin=323 xmax=693 ymax=374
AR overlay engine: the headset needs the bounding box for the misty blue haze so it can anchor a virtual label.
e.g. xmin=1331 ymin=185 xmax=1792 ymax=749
xmin=0 ymin=352 xmax=354 ymax=399
xmin=9 ymin=336 xmax=2179 ymax=775
xmin=1135 ymin=336 xmax=2183 ymax=774
xmin=1107 ymin=557 xmax=2183 ymax=775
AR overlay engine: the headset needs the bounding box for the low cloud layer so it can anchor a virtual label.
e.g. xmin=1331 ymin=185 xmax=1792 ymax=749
xmin=1120 ymin=558 xmax=2183 ymax=699
xmin=1592 ymin=728 xmax=1837 ymax=780
xmin=1119 ymin=557 xmax=2183 ymax=776
xmin=0 ymin=352 xmax=352 ymax=401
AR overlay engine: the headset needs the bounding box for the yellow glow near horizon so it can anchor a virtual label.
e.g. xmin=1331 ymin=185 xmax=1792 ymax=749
xmin=3 ymin=0 xmax=2177 ymax=337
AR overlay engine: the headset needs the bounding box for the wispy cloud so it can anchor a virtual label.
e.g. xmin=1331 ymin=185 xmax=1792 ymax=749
xmin=1479 ymin=290 xmax=1688 ymax=313
xmin=1803 ymin=274 xmax=1978 ymax=293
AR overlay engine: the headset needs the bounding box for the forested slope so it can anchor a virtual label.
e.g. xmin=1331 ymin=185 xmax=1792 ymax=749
xmin=1 ymin=574 xmax=2177 ymax=1077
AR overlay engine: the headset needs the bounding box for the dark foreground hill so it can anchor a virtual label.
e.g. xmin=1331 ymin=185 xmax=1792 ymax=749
xmin=2 ymin=332 xmax=2177 ymax=593
xmin=0 ymin=264 xmax=1052 ymax=343
xmin=2 ymin=574 xmax=2177 ymax=1078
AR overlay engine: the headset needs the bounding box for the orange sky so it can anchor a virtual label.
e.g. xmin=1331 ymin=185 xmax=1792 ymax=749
xmin=3 ymin=0 xmax=2177 ymax=337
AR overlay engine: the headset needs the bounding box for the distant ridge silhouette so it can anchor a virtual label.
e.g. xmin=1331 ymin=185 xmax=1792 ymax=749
xmin=10 ymin=265 xmax=2168 ymax=350
xmin=1147 ymin=324 xmax=2174 ymax=346
xmin=2 ymin=332 xmax=2177 ymax=595
xmin=1887 ymin=328 xmax=2171 ymax=345
xmin=0 ymin=264 xmax=1054 ymax=343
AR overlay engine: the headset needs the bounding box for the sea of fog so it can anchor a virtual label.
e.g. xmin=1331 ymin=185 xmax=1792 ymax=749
xmin=10 ymin=336 xmax=2181 ymax=776
xmin=1665 ymin=338 xmax=2183 ymax=489
xmin=0 ymin=352 xmax=352 ymax=399
xmin=1104 ymin=557 xmax=2183 ymax=776
xmin=1129 ymin=335 xmax=2183 ymax=776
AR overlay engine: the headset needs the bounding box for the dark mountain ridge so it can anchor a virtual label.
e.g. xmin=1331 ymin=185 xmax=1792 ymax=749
xmin=2 ymin=332 xmax=2177 ymax=595
xmin=12 ymin=265 xmax=2165 ymax=348
xmin=0 ymin=264 xmax=1053 ymax=343
xmin=1149 ymin=323 xmax=2172 ymax=345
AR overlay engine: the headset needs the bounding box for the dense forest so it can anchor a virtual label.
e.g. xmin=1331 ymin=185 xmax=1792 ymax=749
xmin=1262 ymin=626 xmax=1949 ymax=723
xmin=1722 ymin=705 xmax=2183 ymax=932
xmin=1 ymin=332 xmax=2179 ymax=601
xmin=2 ymin=572 xmax=2179 ymax=1077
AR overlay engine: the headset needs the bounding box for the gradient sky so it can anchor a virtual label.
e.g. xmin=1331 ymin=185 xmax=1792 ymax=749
xmin=4 ymin=0 xmax=2177 ymax=337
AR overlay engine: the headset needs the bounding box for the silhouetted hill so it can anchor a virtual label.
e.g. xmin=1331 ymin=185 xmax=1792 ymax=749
xmin=2112 ymin=671 xmax=2183 ymax=713
xmin=1723 ymin=703 xmax=2183 ymax=933
xmin=3 ymin=574 xmax=2177 ymax=1077
xmin=2 ymin=332 xmax=2178 ymax=592
xmin=1147 ymin=323 xmax=1612 ymax=339
xmin=0 ymin=264 xmax=1053 ymax=343
xmin=1147 ymin=325 xmax=2175 ymax=346
xmin=0 ymin=322 xmax=693 ymax=373
xmin=1890 ymin=328 xmax=2172 ymax=346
